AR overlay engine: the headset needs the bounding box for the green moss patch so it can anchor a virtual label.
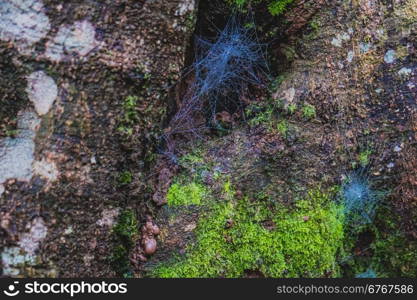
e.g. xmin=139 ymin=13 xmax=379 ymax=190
xmin=153 ymin=187 xmax=344 ymax=278
xmin=267 ymin=0 xmax=295 ymax=16
xmin=167 ymin=182 xmax=206 ymax=206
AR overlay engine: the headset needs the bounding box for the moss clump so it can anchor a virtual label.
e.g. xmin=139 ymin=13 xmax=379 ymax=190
xmin=113 ymin=209 xmax=139 ymax=244
xmin=117 ymin=95 xmax=140 ymax=136
xmin=167 ymin=182 xmax=206 ymax=206
xmin=111 ymin=245 xmax=131 ymax=277
xmin=343 ymin=206 xmax=417 ymax=278
xmin=153 ymin=188 xmax=344 ymax=278
xmin=371 ymin=232 xmax=417 ymax=277
xmin=111 ymin=209 xmax=139 ymax=277
xmin=247 ymin=104 xmax=275 ymax=128
xmin=118 ymin=171 xmax=133 ymax=185
xmin=277 ymin=120 xmax=289 ymax=137
xmin=357 ymin=149 xmax=373 ymax=167
xmin=342 ymin=205 xmax=417 ymax=278
xmin=267 ymin=0 xmax=294 ymax=15
xmin=301 ymin=103 xmax=316 ymax=119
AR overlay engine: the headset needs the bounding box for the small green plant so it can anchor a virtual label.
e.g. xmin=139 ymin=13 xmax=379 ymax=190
xmin=271 ymin=74 xmax=287 ymax=92
xmin=248 ymin=105 xmax=274 ymax=128
xmin=117 ymin=126 xmax=133 ymax=136
xmin=310 ymin=19 xmax=320 ymax=32
xmin=222 ymin=178 xmax=235 ymax=200
xmin=118 ymin=171 xmax=133 ymax=185
xmin=233 ymin=0 xmax=247 ymax=7
xmin=244 ymin=22 xmax=255 ymax=29
xmin=277 ymin=120 xmax=289 ymax=137
xmin=122 ymin=96 xmax=139 ymax=121
xmin=281 ymin=45 xmax=297 ymax=61
xmin=305 ymin=18 xmax=321 ymax=40
xmin=118 ymin=95 xmax=140 ymax=136
xmin=287 ymin=103 xmax=297 ymax=114
xmin=113 ymin=209 xmax=139 ymax=245
xmin=267 ymin=0 xmax=294 ymax=15
xmin=358 ymin=149 xmax=372 ymax=167
xmin=167 ymin=182 xmax=206 ymax=206
xmin=302 ymin=103 xmax=316 ymax=119
xmin=179 ymin=152 xmax=205 ymax=166
xmin=144 ymin=72 xmax=152 ymax=80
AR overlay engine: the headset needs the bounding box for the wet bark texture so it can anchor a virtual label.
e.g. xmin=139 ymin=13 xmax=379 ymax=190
xmin=1 ymin=0 xmax=416 ymax=277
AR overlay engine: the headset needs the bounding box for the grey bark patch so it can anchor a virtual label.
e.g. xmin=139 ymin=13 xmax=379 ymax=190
xmin=384 ymin=49 xmax=396 ymax=64
xmin=26 ymin=71 xmax=58 ymax=116
xmin=175 ymin=0 xmax=195 ymax=16
xmin=1 ymin=246 xmax=37 ymax=276
xmin=18 ymin=217 xmax=48 ymax=255
xmin=398 ymin=67 xmax=413 ymax=77
xmin=33 ymin=158 xmax=59 ymax=182
xmin=347 ymin=50 xmax=354 ymax=63
xmin=359 ymin=42 xmax=372 ymax=53
xmin=331 ymin=32 xmax=351 ymax=47
xmin=44 ymin=20 xmax=99 ymax=62
xmin=0 ymin=0 xmax=50 ymax=54
xmin=96 ymin=208 xmax=120 ymax=227
xmin=0 ymin=111 xmax=40 ymax=184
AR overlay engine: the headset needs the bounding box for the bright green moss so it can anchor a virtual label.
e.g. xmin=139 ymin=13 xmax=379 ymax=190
xmin=287 ymin=103 xmax=297 ymax=114
xmin=153 ymin=188 xmax=344 ymax=278
xmin=277 ymin=120 xmax=289 ymax=137
xmin=167 ymin=182 xmax=206 ymax=206
xmin=267 ymin=0 xmax=294 ymax=16
xmin=302 ymin=104 xmax=316 ymax=119
xmin=358 ymin=149 xmax=372 ymax=167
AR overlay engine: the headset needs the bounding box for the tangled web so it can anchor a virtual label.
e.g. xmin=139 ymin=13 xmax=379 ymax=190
xmin=161 ymin=16 xmax=268 ymax=157
xmin=341 ymin=172 xmax=384 ymax=226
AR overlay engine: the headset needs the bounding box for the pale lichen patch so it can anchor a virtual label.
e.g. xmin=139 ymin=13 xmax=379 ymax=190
xmin=26 ymin=71 xmax=58 ymax=116
xmin=0 ymin=111 xmax=40 ymax=185
xmin=33 ymin=158 xmax=59 ymax=183
xmin=0 ymin=0 xmax=51 ymax=55
xmin=97 ymin=208 xmax=120 ymax=227
xmin=45 ymin=20 xmax=100 ymax=62
xmin=18 ymin=217 xmax=48 ymax=255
